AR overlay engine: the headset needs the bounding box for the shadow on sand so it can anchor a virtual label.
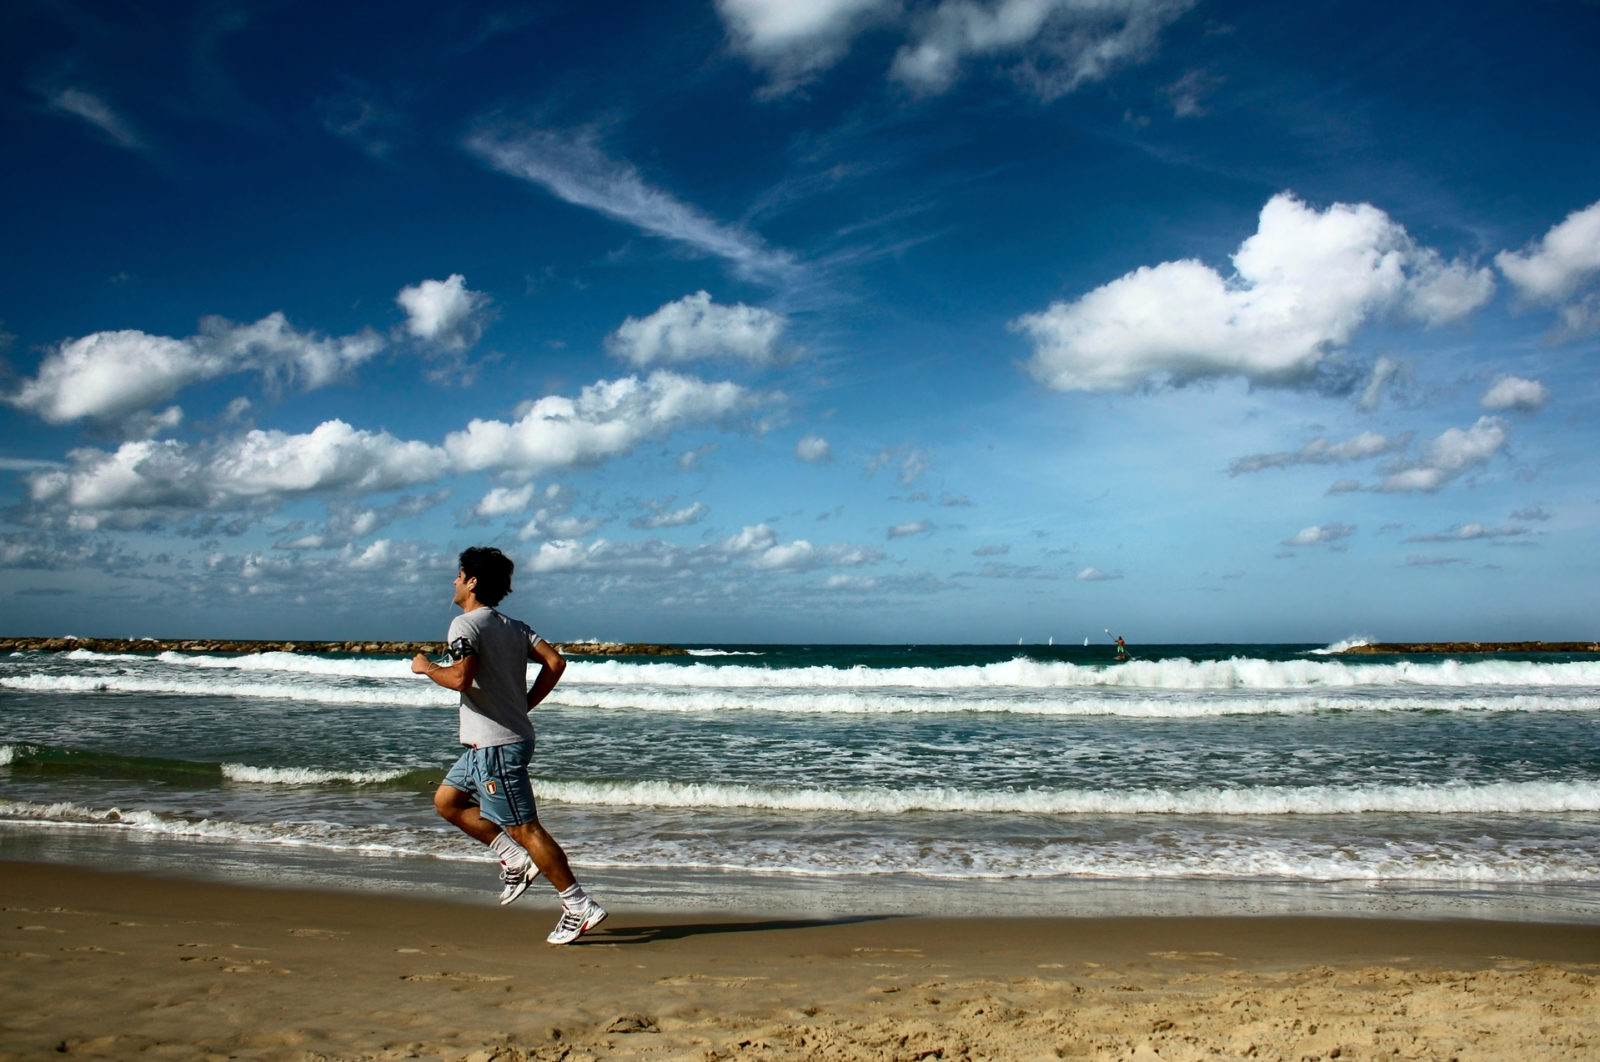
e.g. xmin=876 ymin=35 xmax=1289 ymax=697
xmin=582 ymin=913 xmax=903 ymax=945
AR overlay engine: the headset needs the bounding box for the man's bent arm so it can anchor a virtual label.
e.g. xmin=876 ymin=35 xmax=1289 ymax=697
xmin=412 ymin=652 xmax=478 ymax=693
xmin=527 ymin=640 xmax=566 ymax=710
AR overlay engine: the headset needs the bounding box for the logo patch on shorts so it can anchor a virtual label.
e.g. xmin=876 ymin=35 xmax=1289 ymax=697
xmin=486 ymin=780 xmax=499 ymax=795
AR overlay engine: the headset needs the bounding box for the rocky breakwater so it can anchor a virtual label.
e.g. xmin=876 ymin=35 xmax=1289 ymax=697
xmin=0 ymin=636 xmax=687 ymax=657
xmin=1341 ymin=640 xmax=1600 ymax=654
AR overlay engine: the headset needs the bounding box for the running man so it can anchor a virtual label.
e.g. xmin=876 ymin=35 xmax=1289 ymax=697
xmin=411 ymin=546 xmax=607 ymax=945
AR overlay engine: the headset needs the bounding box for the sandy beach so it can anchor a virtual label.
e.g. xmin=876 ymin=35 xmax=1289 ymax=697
xmin=2 ymin=862 xmax=1595 ymax=1061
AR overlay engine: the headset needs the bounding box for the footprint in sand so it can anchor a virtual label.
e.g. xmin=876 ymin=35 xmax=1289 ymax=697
xmin=400 ymin=971 xmax=513 ymax=983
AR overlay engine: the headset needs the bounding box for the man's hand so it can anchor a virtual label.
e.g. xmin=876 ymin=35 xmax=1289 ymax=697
xmin=410 ymin=653 xmax=434 ymax=675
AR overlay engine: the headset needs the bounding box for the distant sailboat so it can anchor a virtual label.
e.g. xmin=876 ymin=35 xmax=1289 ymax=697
xmin=1048 ymin=636 xmax=1054 ymax=646
xmin=1083 ymin=637 xmax=1089 ymax=646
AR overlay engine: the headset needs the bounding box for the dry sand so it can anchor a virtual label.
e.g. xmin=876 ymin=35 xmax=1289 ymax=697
xmin=2 ymin=861 xmax=1596 ymax=1061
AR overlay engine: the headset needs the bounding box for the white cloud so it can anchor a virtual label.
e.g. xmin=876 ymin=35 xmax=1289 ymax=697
xmin=1165 ymin=67 xmax=1219 ymax=117
xmin=444 ymin=372 xmax=767 ymax=474
xmin=871 ymin=445 xmax=933 ymax=485
xmin=470 ymin=484 xmax=537 ymax=520
xmin=725 ymin=523 xmax=780 ymax=553
xmin=888 ymin=520 xmax=931 ymax=538
xmin=1404 ymin=523 xmax=1530 ymax=544
xmin=345 ymin=539 xmax=396 ymax=571
xmin=1495 ymin=200 xmax=1600 ymax=303
xmin=1075 ymin=566 xmax=1121 ymax=581
xmin=522 ymin=512 xmax=607 ymax=541
xmin=396 ymin=274 xmax=494 ymax=353
xmin=678 ymin=443 xmax=720 ymax=470
xmin=796 ymin=434 xmax=833 ymax=463
xmin=46 ymin=87 xmax=144 ymax=150
xmin=825 ymin=574 xmax=880 ymax=590
xmin=464 ymin=126 xmax=796 ymax=281
xmin=631 ymin=501 xmax=709 ymax=530
xmin=717 ymin=0 xmax=1192 ymax=101
xmin=891 ymin=0 xmax=1197 ymax=100
xmin=1480 ymin=375 xmax=1549 ymax=412
xmin=717 ymin=0 xmax=899 ymax=96
xmin=1282 ymin=522 xmax=1356 ymax=548
xmin=1497 ymin=200 xmax=1600 ymax=340
xmin=1229 ymin=430 xmax=1410 ymax=476
xmin=278 ymin=491 xmax=449 ymax=550
xmin=607 ymin=291 xmax=791 ymax=367
xmin=1405 ymin=252 xmax=1498 ymax=326
xmin=1015 ymin=193 xmax=1495 ymax=392
xmin=722 ymin=522 xmax=881 ymax=571
xmin=26 ymin=421 xmax=446 ymax=529
xmin=1375 ymin=416 xmax=1507 ymax=493
xmin=7 ymin=313 xmax=383 ymax=426
xmin=522 ymin=524 xmax=882 ymax=578
xmin=1357 ymin=355 xmax=1403 ymax=412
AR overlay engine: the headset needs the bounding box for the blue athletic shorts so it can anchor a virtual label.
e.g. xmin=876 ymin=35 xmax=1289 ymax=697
xmin=441 ymin=741 xmax=538 ymax=827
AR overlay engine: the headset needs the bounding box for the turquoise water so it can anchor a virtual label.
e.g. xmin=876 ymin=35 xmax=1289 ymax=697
xmin=3 ymin=642 xmax=1598 ymax=918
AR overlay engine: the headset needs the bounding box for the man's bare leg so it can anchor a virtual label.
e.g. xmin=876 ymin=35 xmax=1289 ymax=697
xmin=435 ymin=784 xmax=577 ymax=892
xmin=505 ymin=820 xmax=577 ymax=892
xmin=433 ymin=784 xmax=503 ymax=845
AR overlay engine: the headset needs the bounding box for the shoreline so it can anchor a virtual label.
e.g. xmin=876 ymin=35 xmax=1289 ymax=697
xmin=3 ymin=860 xmax=1596 ymax=1061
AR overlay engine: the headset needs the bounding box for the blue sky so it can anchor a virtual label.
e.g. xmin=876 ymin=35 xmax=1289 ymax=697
xmin=1 ymin=0 xmax=1597 ymax=644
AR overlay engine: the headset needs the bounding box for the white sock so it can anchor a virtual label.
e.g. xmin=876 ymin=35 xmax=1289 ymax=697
xmin=559 ymin=883 xmax=589 ymax=909
xmin=489 ymin=832 xmax=526 ymax=866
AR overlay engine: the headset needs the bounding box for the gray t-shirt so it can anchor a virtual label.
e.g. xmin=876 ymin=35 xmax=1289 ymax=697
xmin=446 ymin=607 xmax=544 ymax=747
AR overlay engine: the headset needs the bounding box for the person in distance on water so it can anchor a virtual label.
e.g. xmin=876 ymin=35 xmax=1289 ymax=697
xmin=410 ymin=546 xmax=607 ymax=945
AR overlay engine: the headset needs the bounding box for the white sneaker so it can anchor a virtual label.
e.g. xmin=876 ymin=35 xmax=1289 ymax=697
xmin=546 ymin=899 xmax=607 ymax=944
xmin=498 ymin=859 xmax=540 ymax=906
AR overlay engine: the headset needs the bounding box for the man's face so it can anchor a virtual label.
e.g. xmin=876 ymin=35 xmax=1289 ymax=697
xmin=453 ymin=570 xmax=473 ymax=607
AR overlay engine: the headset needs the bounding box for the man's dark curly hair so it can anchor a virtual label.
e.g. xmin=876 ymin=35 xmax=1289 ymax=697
xmin=459 ymin=546 xmax=514 ymax=606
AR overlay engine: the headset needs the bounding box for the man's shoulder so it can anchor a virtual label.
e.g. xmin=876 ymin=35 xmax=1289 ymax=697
xmin=453 ymin=607 xmax=536 ymax=639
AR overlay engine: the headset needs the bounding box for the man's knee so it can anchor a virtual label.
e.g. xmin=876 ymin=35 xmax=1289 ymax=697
xmin=434 ymin=784 xmax=470 ymax=820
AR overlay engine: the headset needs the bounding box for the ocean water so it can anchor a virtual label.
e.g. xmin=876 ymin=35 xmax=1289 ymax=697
xmin=3 ymin=642 xmax=1598 ymax=920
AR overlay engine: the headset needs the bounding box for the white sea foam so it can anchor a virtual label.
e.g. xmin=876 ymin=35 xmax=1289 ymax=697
xmin=553 ymin=686 xmax=1599 ymax=716
xmin=5 ymin=797 xmax=1595 ymax=884
xmin=40 ymin=648 xmax=1600 ymax=692
xmin=528 ymin=777 xmax=1600 ymax=815
xmin=5 ymin=663 xmax=1598 ymax=716
xmin=0 ymin=799 xmax=469 ymax=861
xmin=1311 ymin=635 xmax=1375 ymax=655
xmin=221 ymin=764 xmax=418 ymax=786
xmin=560 ymin=655 xmax=1600 ymax=691
xmin=155 ymin=650 xmax=413 ymax=678
xmin=0 ymin=672 xmax=451 ymax=707
xmin=686 ymin=649 xmax=764 ymax=656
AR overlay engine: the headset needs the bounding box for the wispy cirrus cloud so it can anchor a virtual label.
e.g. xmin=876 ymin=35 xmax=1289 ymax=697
xmin=44 ymin=87 xmax=145 ymax=151
xmin=464 ymin=124 xmax=798 ymax=283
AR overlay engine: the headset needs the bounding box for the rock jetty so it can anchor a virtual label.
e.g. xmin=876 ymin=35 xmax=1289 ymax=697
xmin=0 ymin=636 xmax=687 ymax=657
xmin=1340 ymin=641 xmax=1598 ymax=654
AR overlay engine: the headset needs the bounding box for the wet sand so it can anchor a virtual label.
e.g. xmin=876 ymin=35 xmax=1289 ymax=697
xmin=2 ymin=862 xmax=1596 ymax=1061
